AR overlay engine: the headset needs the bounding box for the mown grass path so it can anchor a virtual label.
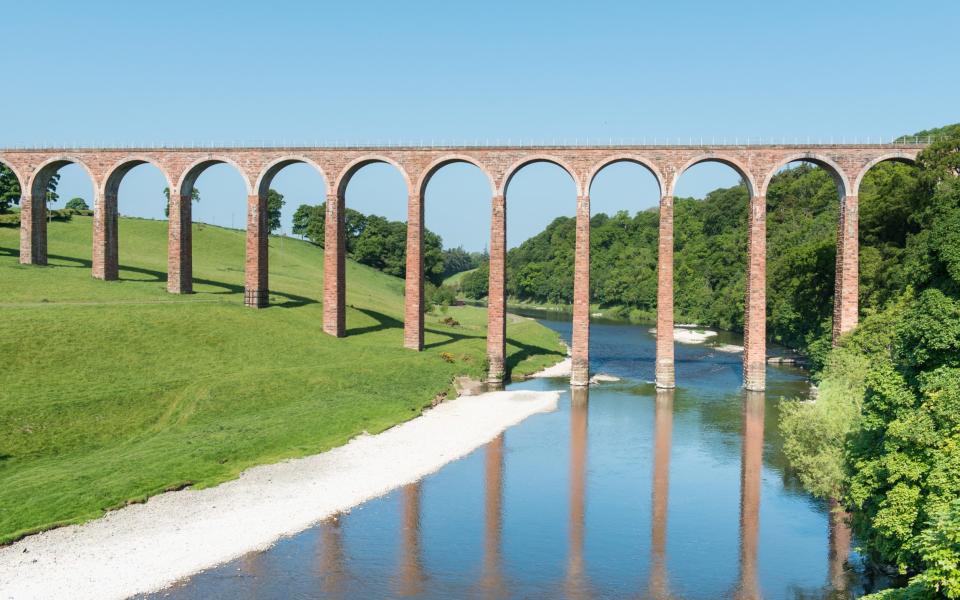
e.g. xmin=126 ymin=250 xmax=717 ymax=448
xmin=0 ymin=217 xmax=564 ymax=544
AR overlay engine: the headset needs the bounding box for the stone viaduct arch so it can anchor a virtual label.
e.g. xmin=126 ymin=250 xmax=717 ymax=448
xmin=415 ymin=156 xmax=495 ymax=353
xmin=0 ymin=143 xmax=924 ymax=391
xmin=495 ymin=156 xmax=582 ymax=383
xmin=101 ymin=156 xmax=173 ymax=281
xmin=322 ymin=156 xmax=411 ymax=339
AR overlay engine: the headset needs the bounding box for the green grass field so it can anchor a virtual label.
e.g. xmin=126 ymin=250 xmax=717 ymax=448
xmin=0 ymin=216 xmax=563 ymax=544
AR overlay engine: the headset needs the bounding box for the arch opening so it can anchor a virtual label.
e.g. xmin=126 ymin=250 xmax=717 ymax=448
xmin=421 ymin=159 xmax=493 ymax=347
xmin=328 ymin=159 xmax=410 ymax=338
xmin=254 ymin=159 xmax=328 ymax=308
xmin=256 ymin=159 xmax=328 ymax=239
xmin=671 ymin=160 xmax=754 ymax=335
xmin=764 ymin=160 xmax=845 ymax=353
xmin=104 ymin=160 xmax=172 ymax=282
xmin=178 ymin=161 xmax=251 ymax=298
xmin=856 ymin=156 xmax=921 ymax=313
xmin=26 ymin=158 xmax=96 ymax=268
xmin=502 ymin=157 xmax=579 ymax=199
xmin=762 ymin=155 xmax=848 ymax=200
xmin=501 ymin=160 xmax=579 ymax=380
xmin=587 ymin=160 xmax=662 ymax=319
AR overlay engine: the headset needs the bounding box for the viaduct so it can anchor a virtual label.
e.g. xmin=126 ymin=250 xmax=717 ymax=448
xmin=0 ymin=143 xmax=924 ymax=390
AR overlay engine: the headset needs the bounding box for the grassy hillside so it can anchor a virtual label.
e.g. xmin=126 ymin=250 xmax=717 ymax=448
xmin=0 ymin=216 xmax=563 ymax=544
xmin=442 ymin=267 xmax=477 ymax=294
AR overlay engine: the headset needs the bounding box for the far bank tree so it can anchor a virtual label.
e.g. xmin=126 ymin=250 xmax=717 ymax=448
xmin=292 ymin=201 xmax=444 ymax=285
xmin=65 ymin=197 xmax=89 ymax=211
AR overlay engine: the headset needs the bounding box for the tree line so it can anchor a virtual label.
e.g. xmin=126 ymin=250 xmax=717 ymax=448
xmin=291 ymin=201 xmax=484 ymax=289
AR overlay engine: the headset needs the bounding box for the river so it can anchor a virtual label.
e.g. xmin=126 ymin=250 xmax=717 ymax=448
xmin=139 ymin=315 xmax=864 ymax=599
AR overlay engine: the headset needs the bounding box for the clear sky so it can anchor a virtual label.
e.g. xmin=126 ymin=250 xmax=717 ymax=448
xmin=4 ymin=0 xmax=958 ymax=250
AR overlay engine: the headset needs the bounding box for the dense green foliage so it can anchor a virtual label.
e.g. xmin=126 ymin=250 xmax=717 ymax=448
xmin=442 ymin=246 xmax=486 ymax=278
xmin=0 ymin=215 xmax=563 ymax=545
xmin=292 ymin=201 xmax=445 ymax=285
xmin=266 ymin=189 xmax=285 ymax=233
xmin=0 ymin=164 xmax=60 ymax=212
xmin=778 ymin=124 xmax=960 ymax=598
xmin=0 ymin=165 xmax=21 ymax=212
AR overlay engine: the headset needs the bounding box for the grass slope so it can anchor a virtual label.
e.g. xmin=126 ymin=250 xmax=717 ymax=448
xmin=0 ymin=216 xmax=563 ymax=544
xmin=442 ymin=267 xmax=476 ymax=289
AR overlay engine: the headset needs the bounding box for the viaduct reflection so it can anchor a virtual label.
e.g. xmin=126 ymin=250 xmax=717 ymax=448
xmin=648 ymin=388 xmax=675 ymax=599
xmin=316 ymin=517 xmax=347 ymax=598
xmin=225 ymin=387 xmax=853 ymax=598
xmin=828 ymin=498 xmax=852 ymax=595
xmin=397 ymin=482 xmax=426 ymax=596
xmin=480 ymin=433 xmax=505 ymax=598
xmin=737 ymin=390 xmax=764 ymax=600
xmin=566 ymin=386 xmax=590 ymax=599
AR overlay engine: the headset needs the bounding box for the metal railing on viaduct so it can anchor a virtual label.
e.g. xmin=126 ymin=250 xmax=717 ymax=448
xmin=0 ymin=143 xmax=926 ymax=390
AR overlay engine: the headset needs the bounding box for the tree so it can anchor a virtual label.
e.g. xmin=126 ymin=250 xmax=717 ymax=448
xmin=44 ymin=172 xmax=61 ymax=204
xmin=267 ymin=189 xmax=285 ymax=233
xmin=65 ymin=197 xmax=89 ymax=211
xmin=442 ymin=246 xmax=485 ymax=278
xmin=0 ymin=165 xmax=59 ymax=212
xmin=461 ymin=261 xmax=490 ymax=299
xmin=0 ymin=165 xmax=20 ymax=213
xmin=163 ymin=187 xmax=201 ymax=217
xmin=290 ymin=202 xmax=444 ymax=284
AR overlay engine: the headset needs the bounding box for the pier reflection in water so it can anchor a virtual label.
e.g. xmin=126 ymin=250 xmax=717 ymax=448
xmin=140 ymin=319 xmax=862 ymax=600
xmin=738 ymin=391 xmax=764 ymax=600
xmin=649 ymin=388 xmax=674 ymax=600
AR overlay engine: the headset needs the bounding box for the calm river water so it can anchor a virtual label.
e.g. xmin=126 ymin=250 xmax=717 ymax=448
xmin=141 ymin=316 xmax=865 ymax=599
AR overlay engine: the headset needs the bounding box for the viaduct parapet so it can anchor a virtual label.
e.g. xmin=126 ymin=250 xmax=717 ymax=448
xmin=0 ymin=143 xmax=925 ymax=389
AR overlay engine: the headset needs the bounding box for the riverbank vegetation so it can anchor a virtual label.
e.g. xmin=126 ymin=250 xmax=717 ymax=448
xmin=780 ymin=124 xmax=960 ymax=597
xmin=0 ymin=216 xmax=563 ymax=545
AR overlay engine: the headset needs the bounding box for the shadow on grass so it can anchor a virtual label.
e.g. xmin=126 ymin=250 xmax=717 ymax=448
xmin=2 ymin=245 xmax=562 ymax=370
xmin=504 ymin=339 xmax=565 ymax=376
xmin=0 ymin=246 xmax=318 ymax=308
xmin=416 ymin=313 xmax=564 ymax=377
xmin=347 ymin=307 xmax=403 ymax=336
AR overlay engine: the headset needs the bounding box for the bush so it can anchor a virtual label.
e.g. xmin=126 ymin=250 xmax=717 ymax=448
xmin=425 ymin=284 xmax=457 ymax=310
xmin=65 ymin=198 xmax=89 ymax=211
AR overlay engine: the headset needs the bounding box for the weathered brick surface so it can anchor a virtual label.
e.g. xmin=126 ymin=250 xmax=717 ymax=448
xmin=92 ymin=191 xmax=118 ymax=280
xmin=487 ymin=194 xmax=507 ymax=383
xmin=743 ymin=196 xmax=767 ymax=391
xmin=404 ymin=192 xmax=424 ymax=350
xmin=833 ymin=195 xmax=859 ymax=343
xmin=18 ymin=193 xmax=45 ymax=265
xmin=167 ymin=190 xmax=192 ymax=294
xmin=244 ymin=194 xmax=269 ymax=308
xmin=323 ymin=192 xmax=345 ymax=337
xmin=740 ymin=390 xmax=765 ymax=596
xmin=656 ymin=195 xmax=675 ymax=389
xmin=0 ymin=145 xmax=922 ymax=387
xmin=571 ymin=194 xmax=591 ymax=386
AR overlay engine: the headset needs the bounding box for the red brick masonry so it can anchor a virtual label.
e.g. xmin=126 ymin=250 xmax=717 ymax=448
xmin=0 ymin=144 xmax=922 ymax=389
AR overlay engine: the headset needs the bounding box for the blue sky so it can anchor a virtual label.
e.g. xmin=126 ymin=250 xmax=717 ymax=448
xmin=4 ymin=0 xmax=957 ymax=250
